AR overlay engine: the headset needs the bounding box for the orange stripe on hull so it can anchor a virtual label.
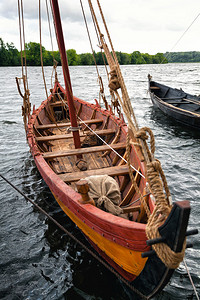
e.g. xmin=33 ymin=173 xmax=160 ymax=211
xmin=54 ymin=193 xmax=148 ymax=277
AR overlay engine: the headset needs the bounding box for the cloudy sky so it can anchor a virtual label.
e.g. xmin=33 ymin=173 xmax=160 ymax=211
xmin=0 ymin=0 xmax=200 ymax=55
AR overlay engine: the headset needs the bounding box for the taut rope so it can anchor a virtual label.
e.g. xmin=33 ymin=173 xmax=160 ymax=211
xmin=17 ymin=0 xmax=31 ymax=131
xmin=39 ymin=0 xmax=49 ymax=100
xmin=86 ymin=0 xmax=187 ymax=270
xmin=0 ymin=173 xmax=148 ymax=300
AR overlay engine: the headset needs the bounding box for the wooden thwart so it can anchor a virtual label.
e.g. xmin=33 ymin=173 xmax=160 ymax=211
xmin=36 ymin=128 xmax=115 ymax=142
xmin=161 ymin=97 xmax=200 ymax=106
xmin=43 ymin=142 xmax=126 ymax=159
xmin=59 ymin=165 xmax=130 ymax=183
xmin=122 ymin=205 xmax=140 ymax=213
xmin=150 ymin=86 xmax=160 ymax=90
xmin=36 ymin=118 xmax=103 ymax=130
xmin=50 ymin=100 xmax=66 ymax=107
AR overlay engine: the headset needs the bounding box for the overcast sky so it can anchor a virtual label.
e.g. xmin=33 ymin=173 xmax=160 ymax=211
xmin=0 ymin=0 xmax=200 ymax=55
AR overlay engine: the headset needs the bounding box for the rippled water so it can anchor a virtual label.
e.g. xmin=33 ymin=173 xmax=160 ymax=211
xmin=0 ymin=64 xmax=199 ymax=300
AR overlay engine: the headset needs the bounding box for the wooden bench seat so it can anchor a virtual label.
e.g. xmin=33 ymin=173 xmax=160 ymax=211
xmin=58 ymin=165 xmax=130 ymax=183
xmin=36 ymin=118 xmax=103 ymax=130
xmin=43 ymin=142 xmax=126 ymax=159
xmin=50 ymin=101 xmax=67 ymax=107
xmin=150 ymin=86 xmax=160 ymax=90
xmin=36 ymin=128 xmax=115 ymax=142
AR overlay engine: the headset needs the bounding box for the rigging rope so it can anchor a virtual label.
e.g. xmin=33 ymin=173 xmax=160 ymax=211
xmin=0 ymin=173 xmax=148 ymax=300
xmin=80 ymin=0 xmax=109 ymax=110
xmin=162 ymin=12 xmax=200 ymax=64
xmin=39 ymin=0 xmax=49 ymax=100
xmin=183 ymin=259 xmax=200 ymax=300
xmin=17 ymin=0 xmax=31 ymax=130
xmin=45 ymin=0 xmax=58 ymax=88
xmin=85 ymin=0 xmax=189 ymax=270
xmin=170 ymin=12 xmax=200 ymax=53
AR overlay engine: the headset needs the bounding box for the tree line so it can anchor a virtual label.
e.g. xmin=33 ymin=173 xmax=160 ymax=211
xmin=1 ymin=37 xmax=200 ymax=67
xmin=0 ymin=38 xmax=168 ymax=66
xmin=164 ymin=51 xmax=200 ymax=63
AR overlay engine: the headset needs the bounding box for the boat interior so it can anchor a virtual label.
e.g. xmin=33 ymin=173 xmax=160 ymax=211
xmin=33 ymin=86 xmax=149 ymax=223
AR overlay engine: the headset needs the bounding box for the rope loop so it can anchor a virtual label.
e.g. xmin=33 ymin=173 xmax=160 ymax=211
xmin=147 ymin=159 xmax=171 ymax=204
xmin=135 ymin=129 xmax=148 ymax=141
xmin=146 ymin=220 xmax=187 ymax=269
xmin=135 ymin=127 xmax=155 ymax=155
xmin=108 ymin=66 xmax=121 ymax=91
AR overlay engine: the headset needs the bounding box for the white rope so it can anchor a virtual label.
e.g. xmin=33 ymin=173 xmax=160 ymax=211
xmin=170 ymin=12 xmax=200 ymax=53
xmin=162 ymin=12 xmax=200 ymax=64
xmin=77 ymin=115 xmax=145 ymax=179
xmin=183 ymin=259 xmax=200 ymax=300
xmin=58 ymin=95 xmax=144 ymax=178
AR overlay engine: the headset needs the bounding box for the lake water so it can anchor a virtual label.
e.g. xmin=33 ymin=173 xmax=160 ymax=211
xmin=0 ymin=64 xmax=199 ymax=300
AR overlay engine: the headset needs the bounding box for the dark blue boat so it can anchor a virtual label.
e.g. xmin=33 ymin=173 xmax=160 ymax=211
xmin=148 ymin=75 xmax=200 ymax=129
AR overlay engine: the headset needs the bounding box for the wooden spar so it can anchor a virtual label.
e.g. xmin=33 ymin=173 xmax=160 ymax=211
xmin=51 ymin=0 xmax=82 ymax=157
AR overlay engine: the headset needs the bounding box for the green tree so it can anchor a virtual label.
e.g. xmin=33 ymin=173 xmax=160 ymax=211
xmin=66 ymin=49 xmax=80 ymax=65
xmin=6 ymin=42 xmax=20 ymax=65
xmin=152 ymin=53 xmax=167 ymax=64
xmin=94 ymin=51 xmax=107 ymax=65
xmin=0 ymin=38 xmax=9 ymax=65
xmin=130 ymin=51 xmax=146 ymax=64
xmin=25 ymin=42 xmax=44 ymax=66
xmin=43 ymin=50 xmax=53 ymax=66
xmin=143 ymin=53 xmax=153 ymax=64
xmin=79 ymin=53 xmax=94 ymax=65
xmin=53 ymin=51 xmax=61 ymax=65
xmin=116 ymin=51 xmax=131 ymax=65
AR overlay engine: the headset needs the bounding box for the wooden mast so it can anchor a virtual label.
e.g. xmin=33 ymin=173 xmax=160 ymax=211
xmin=51 ymin=0 xmax=82 ymax=156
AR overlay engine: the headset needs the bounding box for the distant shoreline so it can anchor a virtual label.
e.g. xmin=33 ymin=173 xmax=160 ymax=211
xmin=1 ymin=38 xmax=200 ymax=66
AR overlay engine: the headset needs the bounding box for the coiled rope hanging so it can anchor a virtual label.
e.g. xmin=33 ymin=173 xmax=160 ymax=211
xmin=85 ymin=0 xmax=187 ymax=270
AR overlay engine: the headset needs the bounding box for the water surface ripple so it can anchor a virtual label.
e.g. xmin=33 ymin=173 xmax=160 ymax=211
xmin=0 ymin=64 xmax=199 ymax=299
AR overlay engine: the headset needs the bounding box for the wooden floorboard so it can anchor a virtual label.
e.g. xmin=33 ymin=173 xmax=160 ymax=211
xmin=43 ymin=143 xmax=126 ymax=159
xmin=58 ymin=165 xmax=129 ymax=183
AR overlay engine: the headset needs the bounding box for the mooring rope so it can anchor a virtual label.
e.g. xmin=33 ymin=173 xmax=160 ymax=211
xmin=183 ymin=259 xmax=200 ymax=300
xmin=0 ymin=173 xmax=148 ymax=300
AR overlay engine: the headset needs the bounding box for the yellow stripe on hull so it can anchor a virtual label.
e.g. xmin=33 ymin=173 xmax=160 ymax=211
xmin=54 ymin=194 xmax=147 ymax=276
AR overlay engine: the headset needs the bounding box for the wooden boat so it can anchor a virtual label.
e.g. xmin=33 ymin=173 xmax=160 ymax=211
xmin=16 ymin=1 xmax=196 ymax=299
xmin=148 ymin=75 xmax=200 ymax=129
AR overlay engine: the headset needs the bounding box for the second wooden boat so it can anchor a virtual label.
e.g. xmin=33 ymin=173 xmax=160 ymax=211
xmin=148 ymin=74 xmax=200 ymax=129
